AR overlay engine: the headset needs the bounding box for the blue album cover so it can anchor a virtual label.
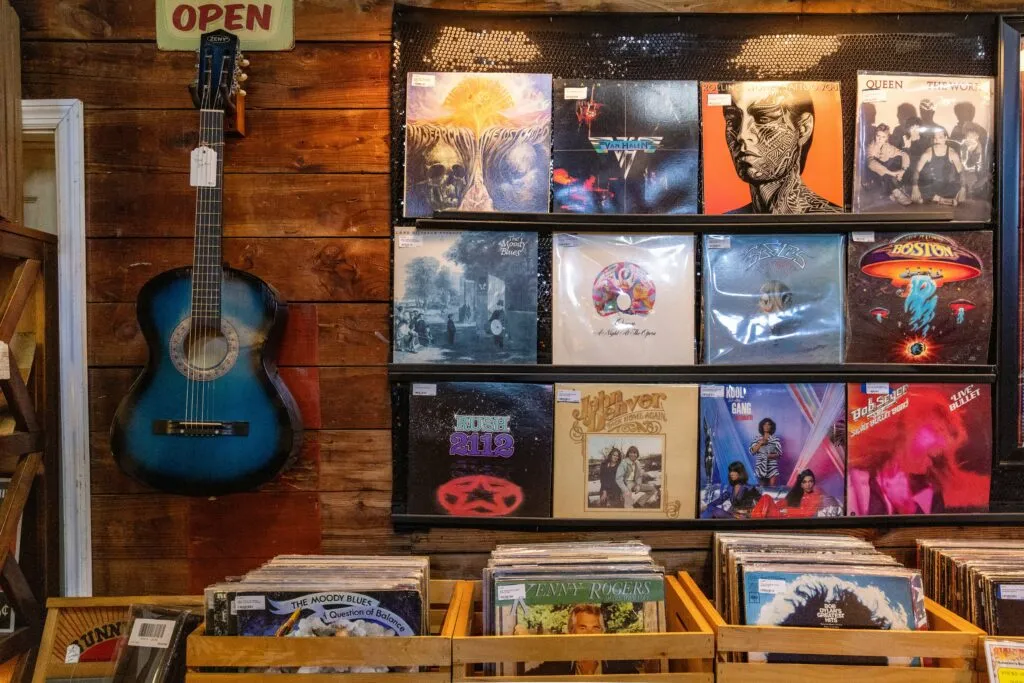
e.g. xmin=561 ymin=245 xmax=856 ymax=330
xmin=231 ymin=588 xmax=423 ymax=638
xmin=703 ymin=234 xmax=844 ymax=364
xmin=698 ymin=384 xmax=845 ymax=520
xmin=552 ymin=80 xmax=699 ymax=214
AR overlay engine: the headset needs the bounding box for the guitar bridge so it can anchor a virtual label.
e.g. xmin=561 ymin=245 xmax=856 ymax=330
xmin=152 ymin=420 xmax=250 ymax=437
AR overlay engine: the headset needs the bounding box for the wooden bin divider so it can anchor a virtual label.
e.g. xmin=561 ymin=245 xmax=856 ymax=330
xmin=675 ymin=570 xmax=985 ymax=683
xmin=451 ymin=575 xmax=714 ymax=682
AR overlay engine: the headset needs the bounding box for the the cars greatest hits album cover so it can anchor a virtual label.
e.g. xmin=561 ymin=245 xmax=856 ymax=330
xmin=404 ymin=382 xmax=554 ymax=518
xmin=552 ymin=80 xmax=700 ymax=214
xmin=847 ymin=382 xmax=992 ymax=516
xmin=846 ymin=231 xmax=992 ymax=364
xmin=703 ymin=234 xmax=844 ymax=364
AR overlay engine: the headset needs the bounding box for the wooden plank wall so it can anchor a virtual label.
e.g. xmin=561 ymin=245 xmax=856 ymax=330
xmin=15 ymin=0 xmax=1024 ymax=596
xmin=1 ymin=0 xmax=22 ymax=225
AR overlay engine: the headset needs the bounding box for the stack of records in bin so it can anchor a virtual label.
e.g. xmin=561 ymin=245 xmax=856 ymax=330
xmin=714 ymin=533 xmax=928 ymax=666
xmin=918 ymin=539 xmax=1024 ymax=636
xmin=204 ymin=555 xmax=429 ymax=673
xmin=484 ymin=541 xmax=666 ymax=676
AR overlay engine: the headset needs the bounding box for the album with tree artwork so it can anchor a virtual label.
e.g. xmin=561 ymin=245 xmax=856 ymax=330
xmin=552 ymin=80 xmax=700 ymax=214
xmin=846 ymin=231 xmax=993 ymax=364
xmin=393 ymin=228 xmax=538 ymax=364
xmin=402 ymin=382 xmax=554 ymax=518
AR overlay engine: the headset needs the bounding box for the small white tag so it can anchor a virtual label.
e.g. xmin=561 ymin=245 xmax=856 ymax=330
xmin=1000 ymin=585 xmax=1024 ymax=600
xmin=700 ymin=385 xmax=726 ymax=399
xmin=861 ymin=89 xmax=887 ymax=103
xmin=64 ymin=644 xmax=81 ymax=664
xmin=852 ymin=231 xmax=876 ymax=243
xmin=865 ymin=382 xmax=890 ymax=395
xmin=707 ymin=93 xmax=732 ymax=107
xmin=189 ymin=147 xmax=217 ymax=188
xmin=758 ymin=579 xmax=787 ymax=595
xmin=397 ymin=233 xmax=423 ymax=248
xmin=563 ymin=86 xmax=588 ymax=100
xmin=412 ymin=383 xmax=437 ymax=397
xmin=497 ymin=584 xmax=526 ymax=601
xmin=410 ymin=73 xmax=435 ymax=88
xmin=128 ymin=618 xmax=175 ymax=649
xmin=0 ymin=341 xmax=9 ymax=381
xmin=555 ymin=234 xmax=580 ymax=248
xmin=706 ymin=235 xmax=731 ymax=249
xmin=233 ymin=595 xmax=266 ymax=611
xmin=556 ymin=389 xmax=581 ymax=403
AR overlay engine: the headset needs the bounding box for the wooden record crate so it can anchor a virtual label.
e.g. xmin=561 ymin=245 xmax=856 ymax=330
xmin=976 ymin=635 xmax=1024 ymax=683
xmin=674 ymin=571 xmax=986 ymax=683
xmin=185 ymin=579 xmax=462 ymax=683
xmin=450 ymin=575 xmax=715 ymax=682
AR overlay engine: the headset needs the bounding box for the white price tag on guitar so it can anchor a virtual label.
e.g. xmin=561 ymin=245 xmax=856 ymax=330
xmin=190 ymin=146 xmax=218 ymax=188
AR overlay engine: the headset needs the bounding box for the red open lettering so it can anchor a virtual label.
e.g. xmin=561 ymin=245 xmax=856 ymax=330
xmin=198 ymin=4 xmax=224 ymax=30
xmin=172 ymin=5 xmax=197 ymax=30
xmin=247 ymin=4 xmax=273 ymax=31
xmin=224 ymin=4 xmax=246 ymax=30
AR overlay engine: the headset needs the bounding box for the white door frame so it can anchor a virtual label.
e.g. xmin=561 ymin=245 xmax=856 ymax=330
xmin=22 ymin=99 xmax=90 ymax=597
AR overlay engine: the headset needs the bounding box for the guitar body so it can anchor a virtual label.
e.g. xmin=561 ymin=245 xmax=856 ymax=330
xmin=111 ymin=266 xmax=301 ymax=495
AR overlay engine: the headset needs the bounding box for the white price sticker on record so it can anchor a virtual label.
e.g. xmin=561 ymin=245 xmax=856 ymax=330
xmin=556 ymin=389 xmax=581 ymax=403
xmin=563 ymin=86 xmax=588 ymax=100
xmin=497 ymin=584 xmax=526 ymax=601
xmin=706 ymin=235 xmax=731 ymax=250
xmin=707 ymin=93 xmax=732 ymax=107
xmin=234 ymin=595 xmax=266 ymax=611
xmin=410 ymin=74 xmax=436 ymax=88
xmin=758 ymin=579 xmax=786 ymax=595
xmin=412 ymin=383 xmax=437 ymax=397
xmin=128 ymin=618 xmax=175 ymax=649
xmin=397 ymin=233 xmax=423 ymax=248
xmin=556 ymin=234 xmax=580 ymax=248
xmin=860 ymin=89 xmax=887 ymax=103
xmin=700 ymin=385 xmax=725 ymax=398
xmin=852 ymin=232 xmax=876 ymax=243
xmin=999 ymin=585 xmax=1024 ymax=600
xmin=864 ymin=382 xmax=890 ymax=395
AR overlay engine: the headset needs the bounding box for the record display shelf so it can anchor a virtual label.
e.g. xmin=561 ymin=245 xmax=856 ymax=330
xmin=450 ymin=575 xmax=715 ymax=682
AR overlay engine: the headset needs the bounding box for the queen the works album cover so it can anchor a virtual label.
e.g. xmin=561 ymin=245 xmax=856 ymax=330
xmin=846 ymin=231 xmax=992 ymax=364
xmin=552 ymin=80 xmax=700 ymax=214
xmin=404 ymin=382 xmax=554 ymax=518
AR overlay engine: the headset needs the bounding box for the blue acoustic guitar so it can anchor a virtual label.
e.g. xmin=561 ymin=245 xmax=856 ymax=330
xmin=111 ymin=30 xmax=301 ymax=495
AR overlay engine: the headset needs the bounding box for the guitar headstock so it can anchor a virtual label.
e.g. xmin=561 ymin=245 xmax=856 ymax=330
xmin=189 ymin=29 xmax=248 ymax=114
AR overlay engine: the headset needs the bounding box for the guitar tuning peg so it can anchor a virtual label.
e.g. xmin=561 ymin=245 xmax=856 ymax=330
xmin=240 ymin=58 xmax=250 ymax=67
xmin=238 ymin=89 xmax=247 ymax=97
xmin=238 ymin=73 xmax=248 ymax=82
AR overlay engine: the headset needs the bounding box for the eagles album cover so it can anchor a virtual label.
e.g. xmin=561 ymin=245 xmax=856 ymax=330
xmin=552 ymin=233 xmax=696 ymax=365
xmin=854 ymin=73 xmax=994 ymax=220
xmin=403 ymin=72 xmax=552 ymax=218
xmin=403 ymin=382 xmax=554 ymax=518
xmin=847 ymin=382 xmax=992 ymax=516
xmin=701 ymin=81 xmax=844 ymax=215
xmin=393 ymin=228 xmax=538 ymax=364
xmin=703 ymin=234 xmax=844 ymax=364
xmin=552 ymin=383 xmax=699 ymax=520
xmin=552 ymin=80 xmax=700 ymax=214
xmin=698 ymin=383 xmax=846 ymax=520
xmin=846 ymin=231 xmax=993 ymax=364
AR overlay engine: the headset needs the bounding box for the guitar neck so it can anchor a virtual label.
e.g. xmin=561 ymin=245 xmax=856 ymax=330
xmin=192 ymin=108 xmax=225 ymax=331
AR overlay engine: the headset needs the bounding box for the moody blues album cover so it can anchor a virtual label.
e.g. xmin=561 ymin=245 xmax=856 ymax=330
xmin=703 ymin=234 xmax=844 ymax=364
xmin=701 ymin=81 xmax=844 ymax=215
xmin=854 ymin=73 xmax=994 ymax=220
xmin=404 ymin=382 xmax=554 ymax=518
xmin=403 ymin=72 xmax=552 ymax=218
xmin=552 ymin=383 xmax=698 ymax=520
xmin=847 ymin=382 xmax=992 ymax=515
xmin=552 ymin=233 xmax=695 ymax=365
xmin=552 ymin=80 xmax=699 ymax=214
xmin=699 ymin=384 xmax=846 ymax=520
xmin=846 ymin=231 xmax=992 ymax=364
xmin=393 ymin=228 xmax=538 ymax=364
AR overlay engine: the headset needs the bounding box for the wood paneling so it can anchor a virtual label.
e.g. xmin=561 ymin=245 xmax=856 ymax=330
xmin=93 ymin=558 xmax=191 ymax=595
xmin=0 ymin=0 xmax=21 ymax=224
xmin=318 ymin=429 xmax=391 ymax=492
xmin=91 ymin=495 xmax=189 ymax=559
xmin=188 ymin=493 xmax=322 ymax=559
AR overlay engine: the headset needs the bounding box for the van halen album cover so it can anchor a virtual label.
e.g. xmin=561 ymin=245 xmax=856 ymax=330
xmin=701 ymin=81 xmax=844 ymax=215
xmin=404 ymin=72 xmax=552 ymax=218
xmin=854 ymin=72 xmax=994 ymax=220
xmin=403 ymin=382 xmax=554 ymax=518
xmin=552 ymin=383 xmax=699 ymax=520
xmin=698 ymin=383 xmax=846 ymax=520
xmin=552 ymin=80 xmax=700 ymax=214
xmin=703 ymin=234 xmax=844 ymax=364
xmin=846 ymin=231 xmax=992 ymax=364
xmin=847 ymin=382 xmax=992 ymax=515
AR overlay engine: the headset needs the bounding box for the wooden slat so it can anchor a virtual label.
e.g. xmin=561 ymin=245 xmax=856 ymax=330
xmin=320 ymin=491 xmax=410 ymax=554
xmin=454 ymin=632 xmax=712 ymax=666
xmin=187 ymin=674 xmax=449 ymax=683
xmin=86 ymin=173 xmax=389 ymax=238
xmin=1 ymin=364 xmax=39 ymax=433
xmin=91 ymin=494 xmax=189 ymax=559
xmin=187 ymin=634 xmax=452 ymax=668
xmin=187 ymin=493 xmax=321 ymax=559
xmin=92 ymin=558 xmax=191 ymax=596
xmin=715 ymin=663 xmax=973 ymax=683
xmin=22 ymin=42 xmax=389 ymax=110
xmin=717 ymin=623 xmax=977 ymax=659
xmin=318 ymin=430 xmax=390 ymax=492
xmin=0 ymin=259 xmax=40 ymax=341
xmin=86 ymin=110 xmax=389 ymax=174
xmin=0 ymin=453 xmax=40 ymax=555
xmin=45 ymin=594 xmax=202 ymax=608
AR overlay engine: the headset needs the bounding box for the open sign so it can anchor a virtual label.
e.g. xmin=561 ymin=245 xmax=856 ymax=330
xmin=157 ymin=0 xmax=293 ymax=50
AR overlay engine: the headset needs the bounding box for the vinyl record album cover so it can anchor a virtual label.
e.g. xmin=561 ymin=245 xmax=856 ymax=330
xmin=552 ymin=233 xmax=695 ymax=365
xmin=703 ymin=234 xmax=844 ymax=364
xmin=231 ymin=588 xmax=424 ymax=637
xmin=992 ymin=583 xmax=1024 ymax=635
xmin=552 ymin=80 xmax=699 ymax=214
xmin=404 ymin=72 xmax=552 ymax=218
xmin=854 ymin=73 xmax=994 ymax=220
xmin=846 ymin=231 xmax=993 ymax=364
xmin=701 ymin=81 xmax=844 ymax=214
xmin=847 ymin=382 xmax=992 ymax=515
xmin=553 ymin=384 xmax=699 ymax=520
xmin=699 ymin=384 xmax=846 ymax=520
xmin=404 ymin=382 xmax=554 ymax=518
xmin=393 ymin=228 xmax=538 ymax=364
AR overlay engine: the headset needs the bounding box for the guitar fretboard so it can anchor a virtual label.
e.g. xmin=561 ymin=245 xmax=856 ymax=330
xmin=191 ymin=108 xmax=225 ymax=333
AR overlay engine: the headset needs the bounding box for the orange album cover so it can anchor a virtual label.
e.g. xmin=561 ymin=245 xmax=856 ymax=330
xmin=701 ymin=81 xmax=844 ymax=215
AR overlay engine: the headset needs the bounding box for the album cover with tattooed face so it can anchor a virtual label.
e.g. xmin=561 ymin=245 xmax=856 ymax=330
xmin=403 ymin=72 xmax=552 ymax=218
xmin=403 ymin=382 xmax=554 ymax=518
xmin=552 ymin=80 xmax=700 ymax=214
xmin=701 ymin=81 xmax=844 ymax=215
xmin=703 ymin=234 xmax=844 ymax=364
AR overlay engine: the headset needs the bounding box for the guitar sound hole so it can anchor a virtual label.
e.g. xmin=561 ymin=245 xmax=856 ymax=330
xmin=186 ymin=330 xmax=229 ymax=370
xmin=169 ymin=318 xmax=240 ymax=381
